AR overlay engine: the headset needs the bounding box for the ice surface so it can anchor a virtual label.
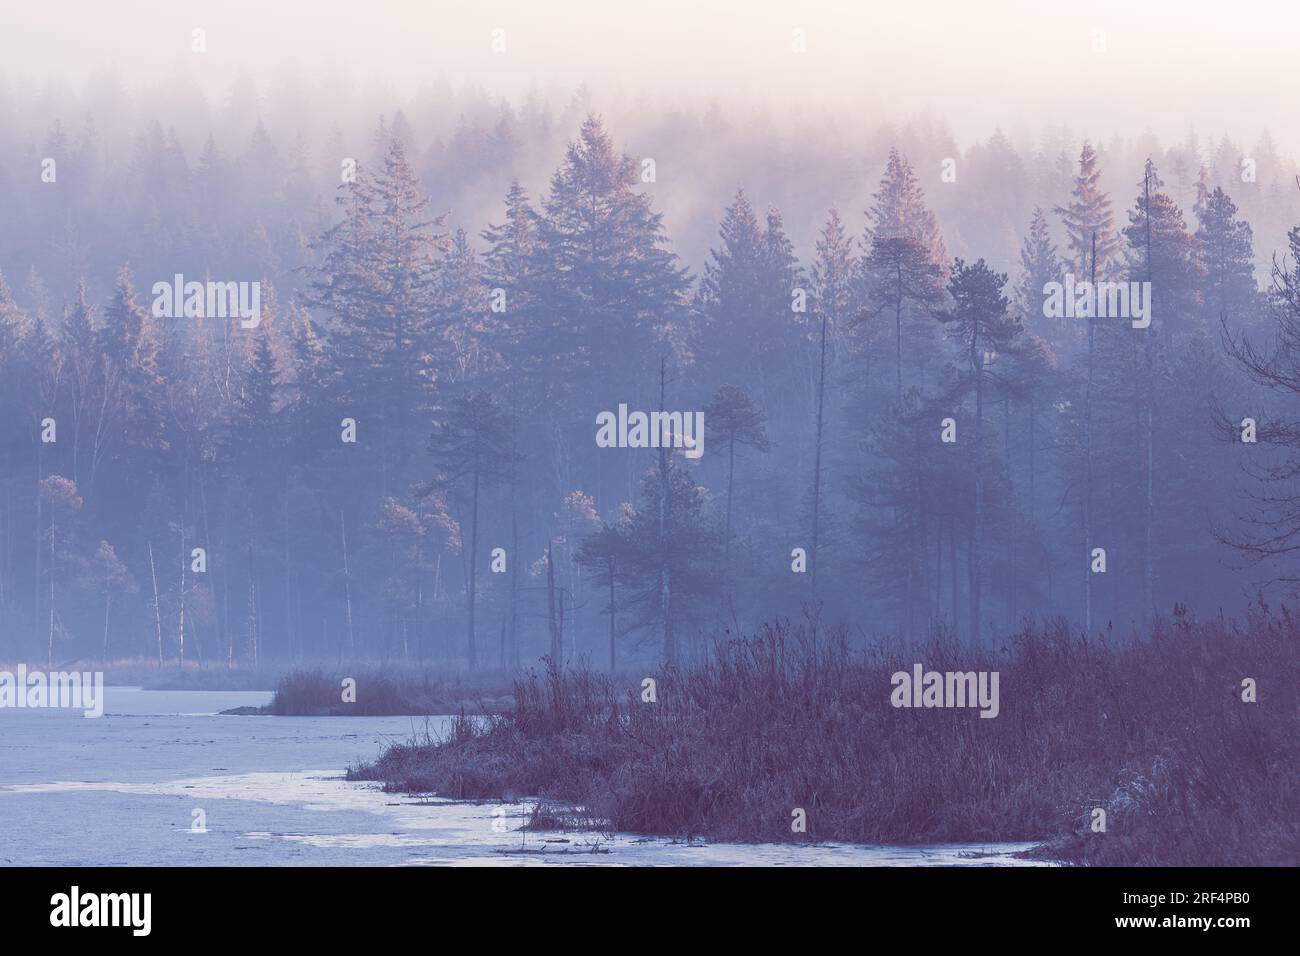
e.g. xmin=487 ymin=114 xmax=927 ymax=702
xmin=0 ymin=687 xmax=1050 ymax=866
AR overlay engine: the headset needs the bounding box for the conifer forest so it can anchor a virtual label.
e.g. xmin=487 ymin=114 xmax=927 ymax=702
xmin=0 ymin=0 xmax=1296 ymax=900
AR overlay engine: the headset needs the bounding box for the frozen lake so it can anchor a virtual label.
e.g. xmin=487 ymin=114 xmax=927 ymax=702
xmin=0 ymin=687 xmax=1050 ymax=866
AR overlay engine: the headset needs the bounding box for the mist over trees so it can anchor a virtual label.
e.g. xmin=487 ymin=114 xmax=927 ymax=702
xmin=2 ymin=80 xmax=1299 ymax=669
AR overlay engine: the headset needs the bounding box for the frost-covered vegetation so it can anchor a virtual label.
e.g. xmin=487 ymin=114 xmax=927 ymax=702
xmin=351 ymin=612 xmax=1298 ymax=866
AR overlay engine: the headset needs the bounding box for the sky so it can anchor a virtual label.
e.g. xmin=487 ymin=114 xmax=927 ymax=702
xmin=2 ymin=0 xmax=1298 ymax=154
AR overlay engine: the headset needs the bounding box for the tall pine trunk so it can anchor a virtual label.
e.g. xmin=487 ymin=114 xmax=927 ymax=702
xmin=658 ymin=358 xmax=676 ymax=664
xmin=810 ymin=311 xmax=828 ymax=598
xmin=467 ymin=469 xmax=479 ymax=669
xmin=1084 ymin=234 xmax=1096 ymax=633
xmin=722 ymin=437 xmax=735 ymax=606
xmin=894 ymin=262 xmax=904 ymax=403
xmin=968 ymin=334 xmax=985 ymax=645
xmin=1142 ymin=168 xmax=1156 ymax=626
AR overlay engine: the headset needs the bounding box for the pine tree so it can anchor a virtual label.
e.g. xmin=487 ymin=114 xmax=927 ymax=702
xmin=1123 ymin=159 xmax=1204 ymax=343
xmin=998 ymin=329 xmax=1059 ymax=625
xmin=858 ymin=140 xmax=948 ymax=403
xmin=1055 ymin=142 xmax=1122 ymax=280
xmin=865 ymin=148 xmax=947 ymax=266
xmin=935 ymin=258 xmax=1023 ymax=643
xmin=858 ymin=236 xmax=945 ymax=403
xmin=807 ymin=209 xmax=857 ymax=595
xmin=1122 ymin=160 xmax=1205 ymax=623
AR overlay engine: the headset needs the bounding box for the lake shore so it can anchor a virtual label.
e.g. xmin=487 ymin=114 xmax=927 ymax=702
xmin=0 ymin=686 xmax=1048 ymax=866
xmin=0 ymin=659 xmax=517 ymax=716
xmin=349 ymin=615 xmax=1299 ymax=866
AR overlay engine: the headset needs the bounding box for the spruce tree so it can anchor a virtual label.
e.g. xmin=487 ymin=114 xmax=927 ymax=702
xmin=699 ymin=189 xmax=766 ymax=387
xmin=481 ymin=179 xmax=537 ymax=375
xmin=1016 ymin=207 xmax=1065 ymax=340
xmin=1194 ymin=185 xmax=1258 ymax=328
xmin=441 ymin=227 xmax=492 ymax=383
xmin=527 ymin=115 xmax=689 ymax=412
xmin=306 ymin=135 xmax=448 ymax=495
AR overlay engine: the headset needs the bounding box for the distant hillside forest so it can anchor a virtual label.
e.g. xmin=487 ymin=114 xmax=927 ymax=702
xmin=2 ymin=87 xmax=1300 ymax=668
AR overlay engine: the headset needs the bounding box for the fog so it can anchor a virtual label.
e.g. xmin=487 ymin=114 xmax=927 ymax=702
xmin=5 ymin=0 xmax=1300 ymax=154
xmin=2 ymin=0 xmax=1300 ymax=669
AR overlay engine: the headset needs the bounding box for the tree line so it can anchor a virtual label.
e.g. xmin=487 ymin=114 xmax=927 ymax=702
xmin=2 ymin=110 xmax=1298 ymax=669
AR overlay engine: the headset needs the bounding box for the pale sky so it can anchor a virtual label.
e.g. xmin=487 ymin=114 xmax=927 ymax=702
xmin=3 ymin=0 xmax=1298 ymax=153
